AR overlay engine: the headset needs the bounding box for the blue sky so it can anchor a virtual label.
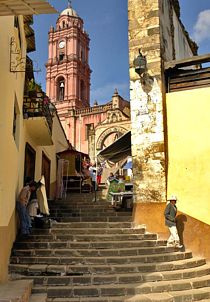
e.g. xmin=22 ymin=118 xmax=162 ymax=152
xmin=30 ymin=0 xmax=210 ymax=105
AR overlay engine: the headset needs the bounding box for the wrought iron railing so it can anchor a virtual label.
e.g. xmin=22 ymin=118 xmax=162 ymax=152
xmin=23 ymin=95 xmax=53 ymax=133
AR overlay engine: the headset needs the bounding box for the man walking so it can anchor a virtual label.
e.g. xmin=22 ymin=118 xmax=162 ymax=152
xmin=164 ymin=195 xmax=183 ymax=248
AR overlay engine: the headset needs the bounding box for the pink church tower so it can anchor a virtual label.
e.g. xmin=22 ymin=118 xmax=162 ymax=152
xmin=46 ymin=2 xmax=91 ymax=119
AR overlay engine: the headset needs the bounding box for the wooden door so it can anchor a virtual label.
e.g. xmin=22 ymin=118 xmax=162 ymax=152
xmin=42 ymin=152 xmax=51 ymax=197
xmin=24 ymin=143 xmax=36 ymax=184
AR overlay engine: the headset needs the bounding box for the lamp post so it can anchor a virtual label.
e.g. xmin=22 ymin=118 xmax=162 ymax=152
xmin=133 ymin=50 xmax=154 ymax=95
xmin=133 ymin=49 xmax=147 ymax=76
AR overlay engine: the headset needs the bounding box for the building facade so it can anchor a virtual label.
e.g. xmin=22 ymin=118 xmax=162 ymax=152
xmin=0 ymin=12 xmax=69 ymax=282
xmin=46 ymin=4 xmax=131 ymax=161
xmin=128 ymin=0 xmax=210 ymax=259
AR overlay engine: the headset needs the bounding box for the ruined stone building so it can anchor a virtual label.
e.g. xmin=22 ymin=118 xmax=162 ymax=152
xmin=129 ymin=0 xmax=210 ymax=258
xmin=46 ymin=4 xmax=131 ymax=161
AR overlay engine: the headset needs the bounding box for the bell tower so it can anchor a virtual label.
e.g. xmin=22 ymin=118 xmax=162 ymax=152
xmin=46 ymin=3 xmax=91 ymax=116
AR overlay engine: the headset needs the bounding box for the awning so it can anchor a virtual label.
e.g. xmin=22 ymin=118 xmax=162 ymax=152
xmin=97 ymin=131 xmax=131 ymax=163
xmin=0 ymin=0 xmax=57 ymax=16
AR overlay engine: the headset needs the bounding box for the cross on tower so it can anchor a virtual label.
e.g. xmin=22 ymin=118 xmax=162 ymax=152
xmin=68 ymin=0 xmax=72 ymax=8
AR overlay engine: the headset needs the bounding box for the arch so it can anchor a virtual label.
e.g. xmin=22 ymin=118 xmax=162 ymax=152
xmin=96 ymin=126 xmax=127 ymax=151
xmin=55 ymin=74 xmax=67 ymax=83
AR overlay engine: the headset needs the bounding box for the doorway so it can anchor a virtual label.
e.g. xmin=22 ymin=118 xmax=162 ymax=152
xmin=24 ymin=143 xmax=36 ymax=185
xmin=42 ymin=152 xmax=51 ymax=197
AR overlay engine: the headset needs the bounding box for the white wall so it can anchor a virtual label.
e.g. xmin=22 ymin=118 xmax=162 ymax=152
xmin=173 ymin=9 xmax=194 ymax=60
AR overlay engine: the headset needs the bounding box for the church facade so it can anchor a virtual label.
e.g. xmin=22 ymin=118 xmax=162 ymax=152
xmin=46 ymin=4 xmax=131 ymax=160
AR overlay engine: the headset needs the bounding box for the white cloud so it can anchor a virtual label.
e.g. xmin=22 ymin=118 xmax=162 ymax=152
xmin=193 ymin=10 xmax=210 ymax=43
xmin=90 ymin=82 xmax=130 ymax=105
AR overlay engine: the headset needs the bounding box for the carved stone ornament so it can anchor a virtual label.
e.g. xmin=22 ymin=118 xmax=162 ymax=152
xmin=10 ymin=37 xmax=26 ymax=72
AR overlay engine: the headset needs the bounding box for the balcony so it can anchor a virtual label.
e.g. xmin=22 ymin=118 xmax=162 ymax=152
xmin=23 ymin=92 xmax=53 ymax=146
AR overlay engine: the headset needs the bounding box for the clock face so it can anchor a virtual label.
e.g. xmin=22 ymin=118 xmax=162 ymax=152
xmin=59 ymin=41 xmax=65 ymax=49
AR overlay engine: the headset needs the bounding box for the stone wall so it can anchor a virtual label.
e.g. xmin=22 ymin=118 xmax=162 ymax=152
xmin=128 ymin=0 xmax=166 ymax=203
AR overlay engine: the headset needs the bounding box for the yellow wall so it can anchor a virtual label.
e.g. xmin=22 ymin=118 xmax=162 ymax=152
xmin=0 ymin=16 xmax=26 ymax=228
xmin=0 ymin=17 xmax=69 ymax=282
xmin=166 ymin=87 xmax=210 ymax=225
xmin=0 ymin=211 xmax=16 ymax=282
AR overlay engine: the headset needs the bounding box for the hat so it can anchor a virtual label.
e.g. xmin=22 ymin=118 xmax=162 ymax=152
xmin=167 ymin=195 xmax=177 ymax=201
xmin=29 ymin=181 xmax=37 ymax=187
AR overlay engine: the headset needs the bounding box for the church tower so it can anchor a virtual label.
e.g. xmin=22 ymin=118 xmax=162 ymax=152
xmin=46 ymin=3 xmax=91 ymax=116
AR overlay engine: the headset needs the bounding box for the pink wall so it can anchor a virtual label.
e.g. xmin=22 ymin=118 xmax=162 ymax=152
xmin=46 ymin=9 xmax=90 ymax=110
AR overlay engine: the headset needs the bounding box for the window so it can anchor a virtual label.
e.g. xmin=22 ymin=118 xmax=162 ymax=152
xmin=57 ymin=77 xmax=65 ymax=101
xmin=80 ymin=47 xmax=86 ymax=63
xmin=14 ymin=16 xmax=18 ymax=28
xmin=59 ymin=53 xmax=64 ymax=61
xmin=24 ymin=143 xmax=36 ymax=184
xmin=85 ymin=123 xmax=94 ymax=140
xmin=14 ymin=16 xmax=22 ymax=49
xmin=13 ymin=95 xmax=20 ymax=148
xmin=80 ymin=80 xmax=86 ymax=101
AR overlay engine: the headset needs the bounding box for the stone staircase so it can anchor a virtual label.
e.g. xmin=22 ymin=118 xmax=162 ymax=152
xmin=9 ymin=193 xmax=210 ymax=301
xmin=0 ymin=279 xmax=47 ymax=302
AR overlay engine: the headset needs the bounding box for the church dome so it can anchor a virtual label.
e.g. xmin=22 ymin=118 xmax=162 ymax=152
xmin=60 ymin=7 xmax=78 ymax=17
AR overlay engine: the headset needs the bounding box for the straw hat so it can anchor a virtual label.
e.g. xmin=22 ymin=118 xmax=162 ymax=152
xmin=167 ymin=195 xmax=177 ymax=201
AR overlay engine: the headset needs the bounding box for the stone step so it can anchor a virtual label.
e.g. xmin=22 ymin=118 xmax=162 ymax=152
xmin=0 ymin=280 xmax=33 ymax=302
xmin=10 ymin=251 xmax=192 ymax=265
xmin=49 ymin=208 xmax=123 ymax=213
xmin=13 ymin=239 xmax=167 ymax=250
xmin=48 ymin=201 xmax=108 ymax=206
xmin=49 ymin=212 xmax=131 ymax=217
xmin=49 ymin=204 xmax=110 ymax=209
xmin=12 ymin=264 xmax=210 ymax=286
xmin=12 ymin=246 xmax=176 ymax=258
xmin=49 ymin=197 xmax=107 ymax=202
xmin=10 ymin=196 xmax=210 ymax=302
xmin=31 ymin=228 xmax=146 ymax=235
xmin=44 ymin=287 xmax=210 ymax=301
xmin=54 ymin=216 xmax=132 ymax=222
xmin=29 ymin=294 xmax=47 ymax=302
xmin=32 ymin=274 xmax=210 ymax=298
xmin=17 ymin=232 xmax=157 ymax=242
xmin=9 ymin=257 xmax=206 ymax=276
xmin=50 ymin=222 xmax=134 ymax=228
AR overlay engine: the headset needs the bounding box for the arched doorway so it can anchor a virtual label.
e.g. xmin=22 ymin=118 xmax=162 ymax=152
xmin=96 ymin=126 xmax=127 ymax=152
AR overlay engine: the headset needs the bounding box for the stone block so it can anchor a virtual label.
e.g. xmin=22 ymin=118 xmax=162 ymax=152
xmin=73 ymin=287 xmax=99 ymax=297
xmin=100 ymin=287 xmax=125 ymax=296
xmin=47 ymin=287 xmax=73 ymax=298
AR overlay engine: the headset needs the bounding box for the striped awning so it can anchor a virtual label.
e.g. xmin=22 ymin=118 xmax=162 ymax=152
xmin=0 ymin=0 xmax=57 ymax=16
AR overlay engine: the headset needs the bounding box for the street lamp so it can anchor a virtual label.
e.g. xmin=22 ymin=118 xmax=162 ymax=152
xmin=133 ymin=49 xmax=147 ymax=76
xmin=133 ymin=50 xmax=154 ymax=96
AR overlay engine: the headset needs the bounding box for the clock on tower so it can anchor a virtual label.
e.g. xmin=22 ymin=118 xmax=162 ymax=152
xmin=59 ymin=40 xmax=65 ymax=49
